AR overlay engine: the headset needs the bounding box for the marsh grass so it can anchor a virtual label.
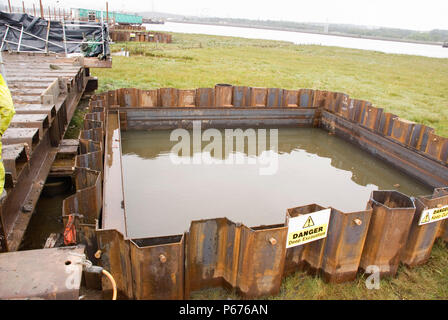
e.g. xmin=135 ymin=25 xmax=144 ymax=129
xmin=190 ymin=240 xmax=448 ymax=300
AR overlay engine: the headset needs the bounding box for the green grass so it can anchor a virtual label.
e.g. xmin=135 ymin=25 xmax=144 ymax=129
xmin=91 ymin=33 xmax=448 ymax=299
xmin=64 ymin=98 xmax=89 ymax=139
xmin=190 ymin=239 xmax=448 ymax=300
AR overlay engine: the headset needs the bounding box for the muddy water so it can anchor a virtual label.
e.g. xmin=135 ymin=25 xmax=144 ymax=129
xmin=121 ymin=128 xmax=432 ymax=239
xmin=20 ymin=187 xmax=73 ymax=250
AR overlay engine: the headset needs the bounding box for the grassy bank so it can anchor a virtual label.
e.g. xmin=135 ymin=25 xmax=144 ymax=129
xmin=190 ymin=239 xmax=448 ymax=300
xmin=93 ymin=32 xmax=448 ymax=136
xmin=91 ymin=33 xmax=448 ymax=300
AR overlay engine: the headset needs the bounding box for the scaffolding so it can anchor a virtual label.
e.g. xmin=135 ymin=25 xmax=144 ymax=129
xmin=0 ymin=12 xmax=108 ymax=58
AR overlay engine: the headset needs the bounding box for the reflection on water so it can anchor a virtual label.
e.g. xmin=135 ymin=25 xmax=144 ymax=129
xmin=20 ymin=192 xmax=72 ymax=250
xmin=122 ymin=128 xmax=432 ymax=238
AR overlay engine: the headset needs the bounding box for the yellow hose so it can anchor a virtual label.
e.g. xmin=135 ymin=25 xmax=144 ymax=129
xmin=102 ymin=269 xmax=117 ymax=300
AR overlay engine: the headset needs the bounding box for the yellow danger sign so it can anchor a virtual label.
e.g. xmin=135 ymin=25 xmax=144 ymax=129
xmin=303 ymin=216 xmax=315 ymax=228
xmin=418 ymin=205 xmax=448 ymax=226
xmin=286 ymin=208 xmax=331 ymax=248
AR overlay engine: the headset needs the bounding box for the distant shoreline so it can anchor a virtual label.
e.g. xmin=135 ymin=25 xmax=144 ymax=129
xmin=167 ymin=20 xmax=442 ymax=46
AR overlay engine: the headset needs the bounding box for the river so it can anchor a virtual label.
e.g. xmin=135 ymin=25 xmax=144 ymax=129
xmin=145 ymin=21 xmax=448 ymax=58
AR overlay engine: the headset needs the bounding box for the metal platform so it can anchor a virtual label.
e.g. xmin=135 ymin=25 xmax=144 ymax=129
xmin=0 ymin=246 xmax=85 ymax=300
xmin=0 ymin=52 xmax=91 ymax=252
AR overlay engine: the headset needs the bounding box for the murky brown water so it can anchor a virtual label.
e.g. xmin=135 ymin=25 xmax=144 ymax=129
xmin=122 ymin=128 xmax=432 ymax=239
xmin=20 ymin=183 xmax=73 ymax=250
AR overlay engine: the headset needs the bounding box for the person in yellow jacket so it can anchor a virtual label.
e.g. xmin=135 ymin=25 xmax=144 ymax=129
xmin=0 ymin=73 xmax=15 ymax=198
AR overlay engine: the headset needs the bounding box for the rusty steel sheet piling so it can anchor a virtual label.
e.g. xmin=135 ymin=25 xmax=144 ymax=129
xmin=320 ymin=111 xmax=448 ymax=187
xmin=236 ymin=224 xmax=287 ymax=298
xmin=359 ymin=106 xmax=383 ymax=132
xmin=282 ymin=89 xmax=300 ymax=107
xmin=79 ymin=128 xmax=104 ymax=143
xmin=266 ymin=88 xmax=283 ymax=108
xmin=196 ymin=88 xmax=215 ymax=107
xmin=75 ymin=151 xmax=103 ymax=172
xmin=388 ymin=118 xmax=416 ymax=145
xmin=378 ymin=112 xmax=398 ymax=136
xmin=359 ymin=191 xmax=416 ymax=277
xmin=178 ymin=89 xmax=196 ymax=107
xmin=185 ymin=218 xmax=241 ymax=295
xmin=62 ymin=168 xmax=102 ymax=223
xmin=121 ymin=107 xmax=316 ymax=130
xmin=250 ymin=87 xmax=268 ymax=107
xmin=298 ymin=89 xmax=315 ymax=108
xmin=78 ymin=85 xmax=448 ymax=299
xmin=433 ymin=188 xmax=448 ymax=241
xmin=215 ymin=84 xmax=233 ymax=107
xmin=79 ymin=139 xmax=102 ymax=154
xmin=401 ymin=187 xmax=448 ymax=266
xmin=138 ymin=89 xmax=159 ymax=107
xmin=159 ymin=88 xmax=178 ymax=107
xmin=130 ymin=235 xmax=185 ymax=300
xmin=425 ymin=133 xmax=448 ymax=164
xmin=185 ymin=218 xmax=287 ymax=298
xmin=97 ymin=229 xmax=134 ymax=298
xmin=320 ymin=206 xmax=372 ymax=283
xmin=118 ymin=88 xmax=140 ymax=107
xmin=409 ymin=124 xmax=434 ymax=152
xmin=232 ymin=86 xmax=251 ymax=107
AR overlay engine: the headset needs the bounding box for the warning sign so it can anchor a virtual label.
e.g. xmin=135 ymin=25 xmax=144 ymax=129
xmin=286 ymin=208 xmax=331 ymax=248
xmin=418 ymin=205 xmax=448 ymax=226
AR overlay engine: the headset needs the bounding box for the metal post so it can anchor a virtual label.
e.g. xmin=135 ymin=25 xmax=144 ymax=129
xmin=0 ymin=52 xmax=8 ymax=87
xmin=101 ymin=11 xmax=105 ymax=57
xmin=17 ymin=25 xmax=24 ymax=52
xmin=0 ymin=26 xmax=10 ymax=52
xmin=106 ymin=2 xmax=109 ymax=24
xmin=8 ymin=0 xmax=11 ymax=13
xmin=62 ymin=19 xmax=68 ymax=56
xmin=5 ymin=24 xmax=64 ymax=49
xmin=39 ymin=0 xmax=44 ymax=19
xmin=22 ymin=1 xmax=25 ymax=13
xmin=45 ymin=20 xmax=50 ymax=53
xmin=33 ymin=3 xmax=36 ymax=17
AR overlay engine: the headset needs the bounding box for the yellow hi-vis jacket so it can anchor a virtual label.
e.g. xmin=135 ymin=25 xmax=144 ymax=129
xmin=0 ymin=74 xmax=15 ymax=195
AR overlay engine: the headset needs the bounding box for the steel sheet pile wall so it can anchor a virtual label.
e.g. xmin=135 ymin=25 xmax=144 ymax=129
xmin=185 ymin=219 xmax=287 ymax=298
xmin=284 ymin=204 xmax=373 ymax=283
xmin=109 ymin=30 xmax=172 ymax=43
xmin=84 ymin=85 xmax=448 ymax=300
xmin=61 ymin=101 xmax=105 ymax=274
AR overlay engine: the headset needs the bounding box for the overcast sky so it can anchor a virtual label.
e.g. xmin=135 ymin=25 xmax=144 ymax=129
xmin=9 ymin=0 xmax=448 ymax=31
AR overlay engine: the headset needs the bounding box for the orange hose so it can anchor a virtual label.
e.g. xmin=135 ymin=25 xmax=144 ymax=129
xmin=102 ymin=269 xmax=117 ymax=300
